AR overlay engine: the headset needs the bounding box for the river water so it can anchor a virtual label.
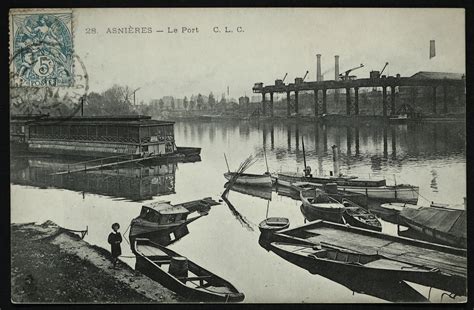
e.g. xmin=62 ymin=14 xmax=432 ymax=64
xmin=10 ymin=119 xmax=466 ymax=303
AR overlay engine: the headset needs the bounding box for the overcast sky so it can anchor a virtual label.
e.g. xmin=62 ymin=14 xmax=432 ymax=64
xmin=74 ymin=8 xmax=465 ymax=101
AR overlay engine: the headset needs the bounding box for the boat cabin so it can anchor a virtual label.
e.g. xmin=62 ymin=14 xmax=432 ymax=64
xmin=139 ymin=201 xmax=190 ymax=224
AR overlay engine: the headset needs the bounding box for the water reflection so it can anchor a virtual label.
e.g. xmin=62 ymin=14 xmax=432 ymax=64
xmin=10 ymin=156 xmax=179 ymax=201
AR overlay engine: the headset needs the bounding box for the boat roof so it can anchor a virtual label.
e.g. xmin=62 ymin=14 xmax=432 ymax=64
xmin=143 ymin=201 xmax=189 ymax=214
xmin=400 ymin=206 xmax=466 ymax=239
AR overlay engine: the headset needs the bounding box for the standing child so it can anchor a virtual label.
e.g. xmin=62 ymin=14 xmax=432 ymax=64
xmin=108 ymin=223 xmax=122 ymax=269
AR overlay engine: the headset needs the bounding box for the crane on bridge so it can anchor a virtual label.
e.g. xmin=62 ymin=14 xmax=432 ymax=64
xmin=275 ymin=73 xmax=288 ymax=86
xmin=370 ymin=62 xmax=389 ymax=79
xmin=339 ymin=64 xmax=364 ymax=81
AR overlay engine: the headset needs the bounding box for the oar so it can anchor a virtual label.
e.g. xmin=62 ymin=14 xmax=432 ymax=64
xmin=263 ymin=146 xmax=269 ymax=174
xmin=224 ymin=153 xmax=231 ymax=173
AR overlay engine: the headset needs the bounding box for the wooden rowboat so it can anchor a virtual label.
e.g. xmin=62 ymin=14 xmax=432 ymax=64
xmin=224 ymin=172 xmax=272 ymax=187
xmin=299 ymin=190 xmax=345 ymax=224
xmin=269 ymin=241 xmax=440 ymax=282
xmin=134 ymin=238 xmax=245 ymax=302
xmin=342 ymin=199 xmax=382 ymax=232
xmin=258 ymin=217 xmax=290 ymax=236
xmin=269 ymin=220 xmax=467 ymax=296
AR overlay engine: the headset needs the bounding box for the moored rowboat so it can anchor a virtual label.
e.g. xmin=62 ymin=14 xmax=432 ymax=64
xmin=268 ymin=241 xmax=440 ymax=282
xmin=224 ymin=172 xmax=272 ymax=187
xmin=259 ymin=217 xmax=290 ymax=236
xmin=134 ymin=238 xmax=245 ymax=302
xmin=342 ymin=199 xmax=382 ymax=232
xmin=299 ymin=190 xmax=345 ymax=224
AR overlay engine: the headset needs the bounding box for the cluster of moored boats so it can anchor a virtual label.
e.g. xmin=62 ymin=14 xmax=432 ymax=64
xmin=120 ymin=147 xmax=465 ymax=302
xmin=223 ymin=150 xmax=466 ymax=299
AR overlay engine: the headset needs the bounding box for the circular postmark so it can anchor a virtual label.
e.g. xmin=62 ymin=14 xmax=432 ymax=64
xmin=10 ymin=41 xmax=89 ymax=123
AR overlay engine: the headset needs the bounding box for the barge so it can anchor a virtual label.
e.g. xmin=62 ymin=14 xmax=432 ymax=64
xmin=10 ymin=114 xmax=200 ymax=158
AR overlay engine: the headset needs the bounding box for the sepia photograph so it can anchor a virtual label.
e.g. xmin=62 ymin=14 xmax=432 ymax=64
xmin=8 ymin=7 xmax=467 ymax=304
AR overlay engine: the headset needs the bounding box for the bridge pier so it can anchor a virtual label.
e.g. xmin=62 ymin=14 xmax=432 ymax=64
xmin=346 ymin=88 xmax=351 ymax=115
xmin=354 ymin=87 xmax=359 ymax=115
xmin=322 ymin=89 xmax=327 ymax=114
xmin=286 ymin=91 xmax=291 ymax=117
xmin=295 ymin=91 xmax=299 ymax=115
xmin=262 ymin=92 xmax=266 ymax=115
xmin=390 ymin=86 xmax=396 ymax=115
xmin=432 ymin=86 xmax=437 ymax=114
xmin=382 ymin=86 xmax=387 ymax=117
xmin=443 ymin=85 xmax=448 ymax=114
xmin=270 ymin=92 xmax=274 ymax=117
xmin=314 ymin=89 xmax=319 ymax=117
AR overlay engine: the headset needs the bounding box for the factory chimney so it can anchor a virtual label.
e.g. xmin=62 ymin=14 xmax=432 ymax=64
xmin=316 ymin=54 xmax=321 ymax=81
xmin=335 ymin=55 xmax=340 ymax=81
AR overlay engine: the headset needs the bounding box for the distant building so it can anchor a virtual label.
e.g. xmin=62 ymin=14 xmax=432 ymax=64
xmin=239 ymin=96 xmax=250 ymax=106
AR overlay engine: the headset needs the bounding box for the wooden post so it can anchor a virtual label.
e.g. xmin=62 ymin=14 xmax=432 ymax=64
xmin=346 ymin=88 xmax=351 ymax=115
xmin=294 ymin=91 xmax=299 ymax=114
xmin=262 ymin=92 xmax=266 ymax=115
xmin=322 ymin=89 xmax=327 ymax=114
xmin=382 ymin=86 xmax=387 ymax=117
xmin=354 ymin=87 xmax=359 ymax=116
xmin=314 ymin=89 xmax=319 ymax=117
xmin=270 ymin=92 xmax=274 ymax=117
xmin=390 ymin=86 xmax=396 ymax=115
xmin=286 ymin=91 xmax=291 ymax=117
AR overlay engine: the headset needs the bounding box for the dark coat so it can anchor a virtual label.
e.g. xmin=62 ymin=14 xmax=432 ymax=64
xmin=108 ymin=232 xmax=122 ymax=257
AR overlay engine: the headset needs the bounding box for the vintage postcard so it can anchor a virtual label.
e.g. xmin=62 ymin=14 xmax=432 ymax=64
xmin=9 ymin=8 xmax=466 ymax=304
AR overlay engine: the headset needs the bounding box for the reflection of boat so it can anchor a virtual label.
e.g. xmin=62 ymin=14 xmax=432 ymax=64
xmin=300 ymin=190 xmax=345 ymax=223
xmin=226 ymin=182 xmax=272 ymax=200
xmin=277 ymin=172 xmax=419 ymax=204
xmin=342 ymin=199 xmax=382 ymax=232
xmin=224 ymin=172 xmax=272 ymax=186
xmin=258 ymin=217 xmax=290 ymax=237
xmin=257 ymin=236 xmax=429 ymax=302
xmin=269 ymin=220 xmax=467 ymax=296
xmin=10 ymin=156 xmax=178 ymax=201
xmin=131 ymin=225 xmax=191 ymax=248
xmin=399 ymin=205 xmax=466 ymax=249
xmin=134 ymin=238 xmax=245 ymax=302
xmin=176 ymin=146 xmax=201 ymax=156
xmin=129 ymin=198 xmax=218 ymax=238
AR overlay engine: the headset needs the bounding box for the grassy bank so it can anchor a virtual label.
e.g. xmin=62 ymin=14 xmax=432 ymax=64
xmin=11 ymin=221 xmax=179 ymax=303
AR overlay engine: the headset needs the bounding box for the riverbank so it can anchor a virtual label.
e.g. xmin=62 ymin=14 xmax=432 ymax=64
xmin=11 ymin=221 xmax=180 ymax=303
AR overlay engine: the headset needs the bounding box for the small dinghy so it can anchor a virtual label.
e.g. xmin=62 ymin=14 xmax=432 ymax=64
xmin=342 ymin=199 xmax=382 ymax=232
xmin=134 ymin=238 xmax=245 ymax=302
xmin=300 ymin=189 xmax=345 ymax=224
xmin=259 ymin=217 xmax=290 ymax=236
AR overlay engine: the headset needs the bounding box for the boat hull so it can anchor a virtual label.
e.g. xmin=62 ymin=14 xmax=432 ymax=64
xmin=134 ymin=239 xmax=244 ymax=302
xmin=300 ymin=203 xmax=344 ymax=224
xmin=269 ymin=242 xmax=438 ymax=283
xmin=276 ymin=173 xmax=419 ymax=203
xmin=224 ymin=172 xmax=272 ymax=186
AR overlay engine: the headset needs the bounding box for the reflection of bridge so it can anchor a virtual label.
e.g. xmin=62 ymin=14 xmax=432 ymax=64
xmin=253 ymin=75 xmax=465 ymax=117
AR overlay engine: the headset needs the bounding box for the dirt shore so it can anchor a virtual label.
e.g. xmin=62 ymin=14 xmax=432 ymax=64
xmin=11 ymin=221 xmax=180 ymax=303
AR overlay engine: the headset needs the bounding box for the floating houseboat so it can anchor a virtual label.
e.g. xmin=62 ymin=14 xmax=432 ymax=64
xmin=10 ymin=114 xmax=199 ymax=158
